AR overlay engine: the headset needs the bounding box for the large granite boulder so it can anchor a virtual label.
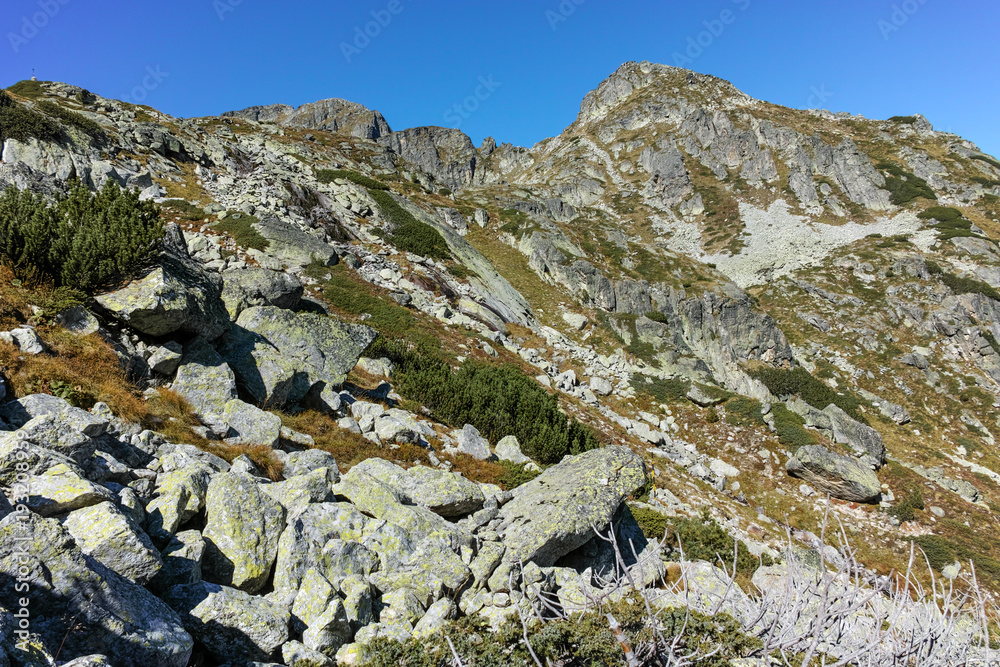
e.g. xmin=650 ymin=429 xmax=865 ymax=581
xmin=497 ymin=446 xmax=647 ymax=566
xmin=221 ymin=268 xmax=303 ymax=319
xmin=62 ymin=502 xmax=163 ymax=585
xmin=162 ymin=581 xmax=289 ymax=664
xmin=0 ymin=514 xmax=193 ymax=666
xmin=786 ymin=445 xmax=881 ymax=503
xmin=170 ymin=338 xmax=239 ymax=416
xmin=220 ymin=306 xmax=376 ymax=408
xmin=0 ymin=394 xmax=107 ymax=437
xmin=95 ymin=224 xmax=229 ymax=340
xmin=351 ymin=459 xmax=484 ymax=518
xmin=822 ymin=405 xmax=886 ymax=466
xmin=202 ymin=472 xmax=287 ymax=594
xmin=252 ymin=216 xmax=338 ymax=269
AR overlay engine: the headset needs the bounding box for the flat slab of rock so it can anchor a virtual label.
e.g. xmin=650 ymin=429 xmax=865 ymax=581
xmin=497 ymin=446 xmax=647 ymax=566
xmin=95 ymin=224 xmax=229 ymax=340
xmin=220 ymin=306 xmax=376 ymax=408
xmin=222 ymin=399 xmax=282 ymax=447
xmin=0 ymin=513 xmax=193 ymax=667
xmin=786 ymin=445 xmax=881 ymax=503
xmin=823 ymin=405 xmax=886 ymax=466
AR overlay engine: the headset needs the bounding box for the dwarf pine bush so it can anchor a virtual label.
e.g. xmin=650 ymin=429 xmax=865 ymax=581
xmin=367 ymin=337 xmax=598 ymax=464
xmin=368 ymin=188 xmax=451 ymax=260
xmin=0 ymin=90 xmax=60 ymax=144
xmin=0 ymin=179 xmax=163 ymax=292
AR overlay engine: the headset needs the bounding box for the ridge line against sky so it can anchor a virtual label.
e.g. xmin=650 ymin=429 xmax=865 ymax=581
xmin=2 ymin=0 xmax=999 ymax=157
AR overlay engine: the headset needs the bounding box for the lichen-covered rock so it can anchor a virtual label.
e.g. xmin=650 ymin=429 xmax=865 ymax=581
xmin=354 ymin=460 xmax=484 ymax=518
xmin=202 ymin=472 xmax=287 ymax=594
xmin=150 ymin=530 xmax=205 ymax=594
xmin=170 ymin=338 xmax=239 ymax=416
xmin=253 ymin=216 xmax=339 ymax=269
xmin=146 ymin=464 xmax=212 ymax=546
xmin=822 ymin=405 xmax=886 ymax=466
xmin=219 ymin=306 xmax=376 ymax=408
xmin=221 ymin=399 xmax=282 ymax=447
xmin=273 ymin=503 xmax=371 ymax=595
xmin=334 ymin=468 xmax=473 ymax=552
xmin=454 ymin=423 xmax=494 ymax=461
xmin=162 ymin=581 xmax=288 ymax=664
xmin=62 ymin=502 xmax=163 ymax=585
xmin=282 ymin=640 xmax=335 ymax=667
xmin=262 ymin=467 xmax=338 ymax=515
xmin=24 ymin=464 xmax=114 ymax=516
xmin=412 ymin=599 xmax=456 ymax=639
xmin=95 ymin=224 xmax=229 ymax=340
xmin=221 ymin=267 xmax=304 ymax=318
xmin=147 ymin=341 xmax=184 ymax=376
xmin=0 ymin=513 xmax=193 ymax=666
xmin=786 ymin=445 xmax=881 ymax=503
xmin=497 ymin=446 xmax=647 ymax=566
xmin=495 ymin=435 xmax=531 ymax=464
xmin=283 ymin=450 xmax=340 ymax=478
xmin=0 ymin=393 xmax=108 ymax=437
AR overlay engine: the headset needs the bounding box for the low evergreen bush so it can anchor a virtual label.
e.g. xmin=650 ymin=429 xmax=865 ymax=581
xmin=314 ymin=168 xmax=388 ymax=190
xmin=771 ymin=403 xmax=818 ymax=449
xmin=876 ymin=162 xmax=937 ymax=205
xmin=368 ymin=189 xmax=451 ymax=260
xmin=632 ymin=375 xmax=691 ymax=403
xmin=0 ymin=179 xmax=163 ymax=292
xmin=749 ymin=366 xmax=867 ymax=424
xmin=0 ymin=90 xmax=60 ymax=144
xmin=367 ymin=337 xmax=598 ymax=464
xmin=212 ymin=212 xmax=269 ymax=251
xmin=35 ymin=99 xmax=104 ymax=139
xmin=888 ymin=115 xmax=918 ymax=124
xmin=926 ymin=260 xmax=1000 ymax=302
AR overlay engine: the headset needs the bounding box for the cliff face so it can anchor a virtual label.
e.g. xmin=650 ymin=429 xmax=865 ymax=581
xmin=2 ymin=64 xmax=1000 ymax=664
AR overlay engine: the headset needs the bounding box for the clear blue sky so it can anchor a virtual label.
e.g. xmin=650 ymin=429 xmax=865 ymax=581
xmin=3 ymin=0 xmax=999 ymax=156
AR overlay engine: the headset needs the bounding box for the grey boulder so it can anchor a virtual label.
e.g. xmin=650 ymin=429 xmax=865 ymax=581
xmin=786 ymin=445 xmax=881 ymax=503
xmin=498 ymin=446 xmax=647 ymax=566
xmin=221 ymin=268 xmax=303 ymax=318
xmin=61 ymin=502 xmax=163 ymax=585
xmin=0 ymin=513 xmax=193 ymax=666
xmin=220 ymin=306 xmax=376 ymax=408
xmin=162 ymin=581 xmax=289 ymax=664
xmin=95 ymin=224 xmax=229 ymax=340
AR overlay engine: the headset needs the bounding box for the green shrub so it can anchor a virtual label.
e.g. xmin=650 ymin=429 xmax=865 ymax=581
xmin=645 ymin=310 xmax=669 ymax=324
xmin=315 ymin=264 xmax=417 ymax=336
xmin=314 ymin=168 xmax=388 ymax=190
xmin=631 ymin=506 xmax=670 ymax=540
xmin=0 ymin=180 xmax=163 ymax=293
xmin=446 ymin=264 xmax=476 ymax=280
xmin=437 ymin=187 xmax=452 ymax=196
xmin=35 ymin=99 xmax=104 ymax=139
xmin=917 ymin=206 xmax=963 ymax=222
xmin=367 ymin=338 xmax=598 ymax=464
xmin=497 ymin=461 xmax=541 ymax=489
xmin=725 ymin=397 xmax=766 ymax=427
xmin=668 ymin=509 xmax=773 ymax=578
xmin=211 ymin=212 xmax=269 ymax=251
xmin=633 ymin=375 xmax=691 ymax=403
xmin=0 ymin=91 xmax=60 ymax=144
xmin=888 ymin=115 xmax=918 ymax=124
xmin=972 ymin=176 xmax=1000 ymax=189
xmin=971 ymin=154 xmax=1000 ymax=171
xmin=749 ymin=366 xmax=867 ymax=424
xmin=876 ymin=162 xmax=937 ymax=205
xmin=160 ymin=199 xmax=206 ymax=221
xmin=926 ymin=260 xmax=1000 ymax=302
xmin=887 ymin=487 xmax=924 ymax=523
xmin=6 ymin=80 xmax=46 ymax=99
xmin=368 ymin=189 xmax=451 ymax=260
xmin=772 ymin=403 xmax=818 ymax=449
xmin=363 ymin=592 xmax=758 ymax=667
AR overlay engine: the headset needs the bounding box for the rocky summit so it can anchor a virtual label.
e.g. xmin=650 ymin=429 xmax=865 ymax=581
xmin=1 ymin=62 xmax=1000 ymax=665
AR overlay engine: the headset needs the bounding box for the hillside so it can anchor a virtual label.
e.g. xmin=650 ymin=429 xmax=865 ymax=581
xmin=1 ymin=63 xmax=999 ymax=665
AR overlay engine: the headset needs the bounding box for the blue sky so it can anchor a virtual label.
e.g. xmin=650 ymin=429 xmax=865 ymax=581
xmin=3 ymin=0 xmax=999 ymax=156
